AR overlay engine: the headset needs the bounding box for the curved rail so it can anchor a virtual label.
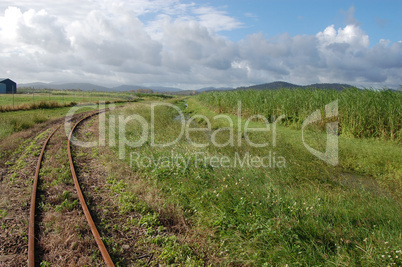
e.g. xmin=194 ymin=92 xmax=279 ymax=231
xmin=67 ymin=111 xmax=115 ymax=267
xmin=28 ymin=110 xmax=114 ymax=266
xmin=28 ymin=124 xmax=61 ymax=267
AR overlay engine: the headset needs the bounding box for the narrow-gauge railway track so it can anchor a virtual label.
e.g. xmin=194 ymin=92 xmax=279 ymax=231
xmin=28 ymin=124 xmax=61 ymax=267
xmin=28 ymin=110 xmax=114 ymax=267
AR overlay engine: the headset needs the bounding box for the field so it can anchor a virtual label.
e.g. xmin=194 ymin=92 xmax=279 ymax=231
xmin=0 ymin=90 xmax=136 ymax=112
xmin=0 ymin=89 xmax=401 ymax=265
xmin=195 ymin=88 xmax=402 ymax=141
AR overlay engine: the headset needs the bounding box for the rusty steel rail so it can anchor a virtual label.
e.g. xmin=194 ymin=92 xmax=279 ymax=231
xmin=67 ymin=110 xmax=115 ymax=267
xmin=28 ymin=124 xmax=61 ymax=267
xmin=28 ymin=110 xmax=114 ymax=266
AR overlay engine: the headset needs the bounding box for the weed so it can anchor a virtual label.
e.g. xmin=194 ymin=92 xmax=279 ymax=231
xmin=50 ymin=166 xmax=72 ymax=186
xmin=55 ymin=199 xmax=78 ymax=212
xmin=157 ymin=235 xmax=204 ymax=266
xmin=139 ymin=212 xmax=160 ymax=228
xmin=0 ymin=209 xmax=7 ymax=219
xmin=106 ymin=176 xmax=149 ymax=214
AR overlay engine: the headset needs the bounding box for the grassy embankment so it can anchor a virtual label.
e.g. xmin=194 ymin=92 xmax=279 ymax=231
xmin=104 ymin=89 xmax=401 ymax=266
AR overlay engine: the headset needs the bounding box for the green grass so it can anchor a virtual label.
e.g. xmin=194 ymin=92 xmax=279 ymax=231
xmin=0 ymin=105 xmax=94 ymax=140
xmin=0 ymin=101 xmax=133 ymax=140
xmin=107 ymin=98 xmax=401 ymax=266
xmin=0 ymin=90 xmax=135 ymax=108
xmin=195 ymin=88 xmax=402 ymax=141
xmin=104 ymin=156 xmax=204 ymax=265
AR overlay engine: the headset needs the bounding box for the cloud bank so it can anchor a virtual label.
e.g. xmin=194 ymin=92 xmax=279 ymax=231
xmin=0 ymin=1 xmax=401 ymax=89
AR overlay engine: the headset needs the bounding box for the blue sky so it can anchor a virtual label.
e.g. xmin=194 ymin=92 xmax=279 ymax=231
xmin=0 ymin=0 xmax=401 ymax=89
xmin=216 ymin=0 xmax=401 ymax=44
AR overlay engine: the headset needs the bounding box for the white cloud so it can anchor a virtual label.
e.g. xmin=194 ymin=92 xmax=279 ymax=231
xmin=317 ymin=24 xmax=369 ymax=49
xmin=0 ymin=6 xmax=21 ymax=41
xmin=192 ymin=6 xmax=243 ymax=32
xmin=0 ymin=1 xmax=401 ymax=89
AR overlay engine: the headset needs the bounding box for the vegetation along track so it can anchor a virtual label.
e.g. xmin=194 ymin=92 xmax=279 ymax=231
xmin=27 ymin=110 xmax=114 ymax=266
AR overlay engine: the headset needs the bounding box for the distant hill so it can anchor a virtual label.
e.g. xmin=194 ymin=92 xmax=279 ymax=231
xmin=236 ymin=82 xmax=356 ymax=91
xmin=19 ymin=82 xmax=57 ymax=89
xmin=20 ymin=82 xmax=110 ymax=91
xmin=236 ymin=81 xmax=302 ymax=90
xmin=51 ymin=83 xmax=110 ymax=91
xmin=194 ymin=82 xmax=357 ymax=93
xmin=18 ymin=81 xmax=362 ymax=94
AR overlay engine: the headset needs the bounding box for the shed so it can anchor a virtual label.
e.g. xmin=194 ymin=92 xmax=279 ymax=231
xmin=0 ymin=78 xmax=17 ymax=94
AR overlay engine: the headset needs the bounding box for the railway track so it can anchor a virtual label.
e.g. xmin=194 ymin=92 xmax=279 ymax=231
xmin=28 ymin=110 xmax=114 ymax=267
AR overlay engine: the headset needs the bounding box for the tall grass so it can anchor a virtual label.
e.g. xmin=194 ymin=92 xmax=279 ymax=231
xmin=195 ymin=88 xmax=402 ymax=141
xmin=109 ymin=100 xmax=401 ymax=266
